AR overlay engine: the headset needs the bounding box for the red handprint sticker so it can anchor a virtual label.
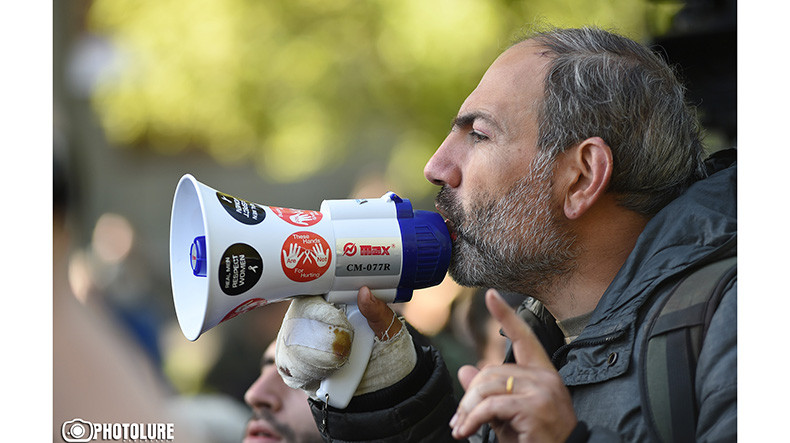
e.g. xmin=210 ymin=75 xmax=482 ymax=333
xmin=280 ymin=231 xmax=332 ymax=282
xmin=270 ymin=207 xmax=323 ymax=227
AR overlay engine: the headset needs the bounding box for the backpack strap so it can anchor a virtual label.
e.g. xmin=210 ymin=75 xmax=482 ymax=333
xmin=641 ymin=256 xmax=736 ymax=442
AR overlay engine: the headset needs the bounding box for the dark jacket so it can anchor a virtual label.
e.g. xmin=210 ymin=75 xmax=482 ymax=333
xmin=310 ymin=153 xmax=737 ymax=442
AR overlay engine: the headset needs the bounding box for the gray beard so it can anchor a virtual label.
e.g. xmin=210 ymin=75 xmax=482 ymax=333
xmin=251 ymin=409 xmax=323 ymax=443
xmin=435 ymin=154 xmax=578 ymax=298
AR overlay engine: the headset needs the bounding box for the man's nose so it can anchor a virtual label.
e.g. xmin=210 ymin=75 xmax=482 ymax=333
xmin=424 ymin=137 xmax=461 ymax=188
xmin=244 ymin=368 xmax=283 ymax=412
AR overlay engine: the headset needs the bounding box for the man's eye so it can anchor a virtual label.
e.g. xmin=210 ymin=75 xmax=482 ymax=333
xmin=470 ymin=130 xmax=489 ymax=142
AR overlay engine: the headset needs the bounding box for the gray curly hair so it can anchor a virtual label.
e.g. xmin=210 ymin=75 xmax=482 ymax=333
xmin=521 ymin=27 xmax=706 ymax=216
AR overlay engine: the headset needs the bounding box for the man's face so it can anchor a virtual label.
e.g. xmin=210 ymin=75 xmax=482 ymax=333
xmin=243 ymin=343 xmax=322 ymax=443
xmin=424 ymin=40 xmax=577 ymax=296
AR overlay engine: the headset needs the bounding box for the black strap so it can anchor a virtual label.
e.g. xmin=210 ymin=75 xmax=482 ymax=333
xmin=641 ymin=256 xmax=736 ymax=443
xmin=665 ymin=327 xmax=697 ymax=441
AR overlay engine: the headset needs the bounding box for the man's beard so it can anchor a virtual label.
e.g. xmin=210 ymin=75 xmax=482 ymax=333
xmin=249 ymin=409 xmax=323 ymax=443
xmin=435 ymin=153 xmax=578 ymax=298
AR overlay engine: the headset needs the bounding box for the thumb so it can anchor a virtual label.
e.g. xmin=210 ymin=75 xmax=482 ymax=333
xmin=485 ymin=289 xmax=553 ymax=370
xmin=357 ymin=286 xmax=402 ymax=340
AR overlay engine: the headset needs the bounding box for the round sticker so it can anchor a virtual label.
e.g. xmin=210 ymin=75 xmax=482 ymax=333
xmin=216 ymin=192 xmax=266 ymax=225
xmin=280 ymin=231 xmax=332 ymax=282
xmin=270 ymin=206 xmax=323 ymax=227
xmin=219 ymin=243 xmax=264 ymax=295
xmin=221 ymin=298 xmax=268 ymax=323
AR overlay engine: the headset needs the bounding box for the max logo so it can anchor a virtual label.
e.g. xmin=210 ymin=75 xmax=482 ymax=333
xmin=342 ymin=242 xmax=391 ymax=256
xmin=343 ymin=243 xmax=357 ymax=256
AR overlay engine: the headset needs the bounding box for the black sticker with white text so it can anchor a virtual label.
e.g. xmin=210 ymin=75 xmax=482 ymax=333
xmin=219 ymin=243 xmax=264 ymax=295
xmin=216 ymin=192 xmax=266 ymax=225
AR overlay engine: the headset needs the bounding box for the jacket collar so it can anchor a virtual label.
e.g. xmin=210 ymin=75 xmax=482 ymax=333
xmin=582 ymin=160 xmax=737 ymax=339
xmin=555 ymin=158 xmax=737 ymax=385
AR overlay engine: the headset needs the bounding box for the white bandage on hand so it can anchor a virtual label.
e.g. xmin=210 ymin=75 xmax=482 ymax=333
xmin=275 ymin=296 xmax=354 ymax=393
xmin=275 ymin=296 xmax=418 ymax=399
xmin=353 ymin=315 xmax=417 ymax=396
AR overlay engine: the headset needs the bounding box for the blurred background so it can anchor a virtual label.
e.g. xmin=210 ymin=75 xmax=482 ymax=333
xmin=51 ymin=0 xmax=736 ymax=441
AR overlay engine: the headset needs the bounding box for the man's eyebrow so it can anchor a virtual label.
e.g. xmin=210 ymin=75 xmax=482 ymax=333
xmin=451 ymin=111 xmax=502 ymax=132
xmin=261 ymin=355 xmax=275 ymax=368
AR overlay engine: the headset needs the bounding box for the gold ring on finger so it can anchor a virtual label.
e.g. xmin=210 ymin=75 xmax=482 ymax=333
xmin=505 ymin=375 xmax=514 ymax=394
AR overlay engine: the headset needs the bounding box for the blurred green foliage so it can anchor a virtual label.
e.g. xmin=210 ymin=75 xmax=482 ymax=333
xmin=87 ymin=0 xmax=682 ymax=197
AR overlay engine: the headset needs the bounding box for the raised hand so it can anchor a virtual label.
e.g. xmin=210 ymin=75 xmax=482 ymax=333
xmin=312 ymin=244 xmax=330 ymax=267
xmin=289 ymin=210 xmax=314 ymax=226
xmin=282 ymin=243 xmax=304 ymax=269
xmin=451 ymin=289 xmax=577 ymax=442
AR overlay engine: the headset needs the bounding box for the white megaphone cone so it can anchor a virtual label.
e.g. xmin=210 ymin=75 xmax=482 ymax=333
xmin=169 ymin=174 xmax=451 ymax=407
xmin=170 ymin=174 xmax=335 ymax=341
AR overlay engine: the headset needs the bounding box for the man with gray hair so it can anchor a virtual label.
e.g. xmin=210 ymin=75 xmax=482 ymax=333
xmin=276 ymin=26 xmax=736 ymax=442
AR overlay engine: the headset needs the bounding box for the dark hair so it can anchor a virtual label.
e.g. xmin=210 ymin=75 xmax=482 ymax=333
xmin=520 ymin=27 xmax=705 ymax=216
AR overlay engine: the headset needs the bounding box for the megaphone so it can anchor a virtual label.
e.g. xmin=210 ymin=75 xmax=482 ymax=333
xmin=169 ymin=174 xmax=451 ymax=407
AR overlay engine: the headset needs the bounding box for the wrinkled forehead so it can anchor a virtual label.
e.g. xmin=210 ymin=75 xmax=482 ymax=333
xmin=462 ymin=40 xmax=551 ymax=116
xmin=458 ymin=39 xmax=552 ymax=137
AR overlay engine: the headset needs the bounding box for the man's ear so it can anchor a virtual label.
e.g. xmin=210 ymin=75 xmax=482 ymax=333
xmin=559 ymin=137 xmax=613 ymax=220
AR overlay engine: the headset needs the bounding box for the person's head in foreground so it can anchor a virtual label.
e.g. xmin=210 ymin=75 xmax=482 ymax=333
xmin=243 ymin=341 xmax=322 ymax=443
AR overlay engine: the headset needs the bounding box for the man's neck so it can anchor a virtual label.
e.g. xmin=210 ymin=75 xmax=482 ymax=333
xmin=541 ymin=202 xmax=649 ymax=321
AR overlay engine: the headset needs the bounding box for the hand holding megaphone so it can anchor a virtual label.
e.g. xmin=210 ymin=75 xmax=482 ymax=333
xmin=169 ymin=174 xmax=451 ymax=408
xmin=275 ymin=288 xmax=418 ymax=402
